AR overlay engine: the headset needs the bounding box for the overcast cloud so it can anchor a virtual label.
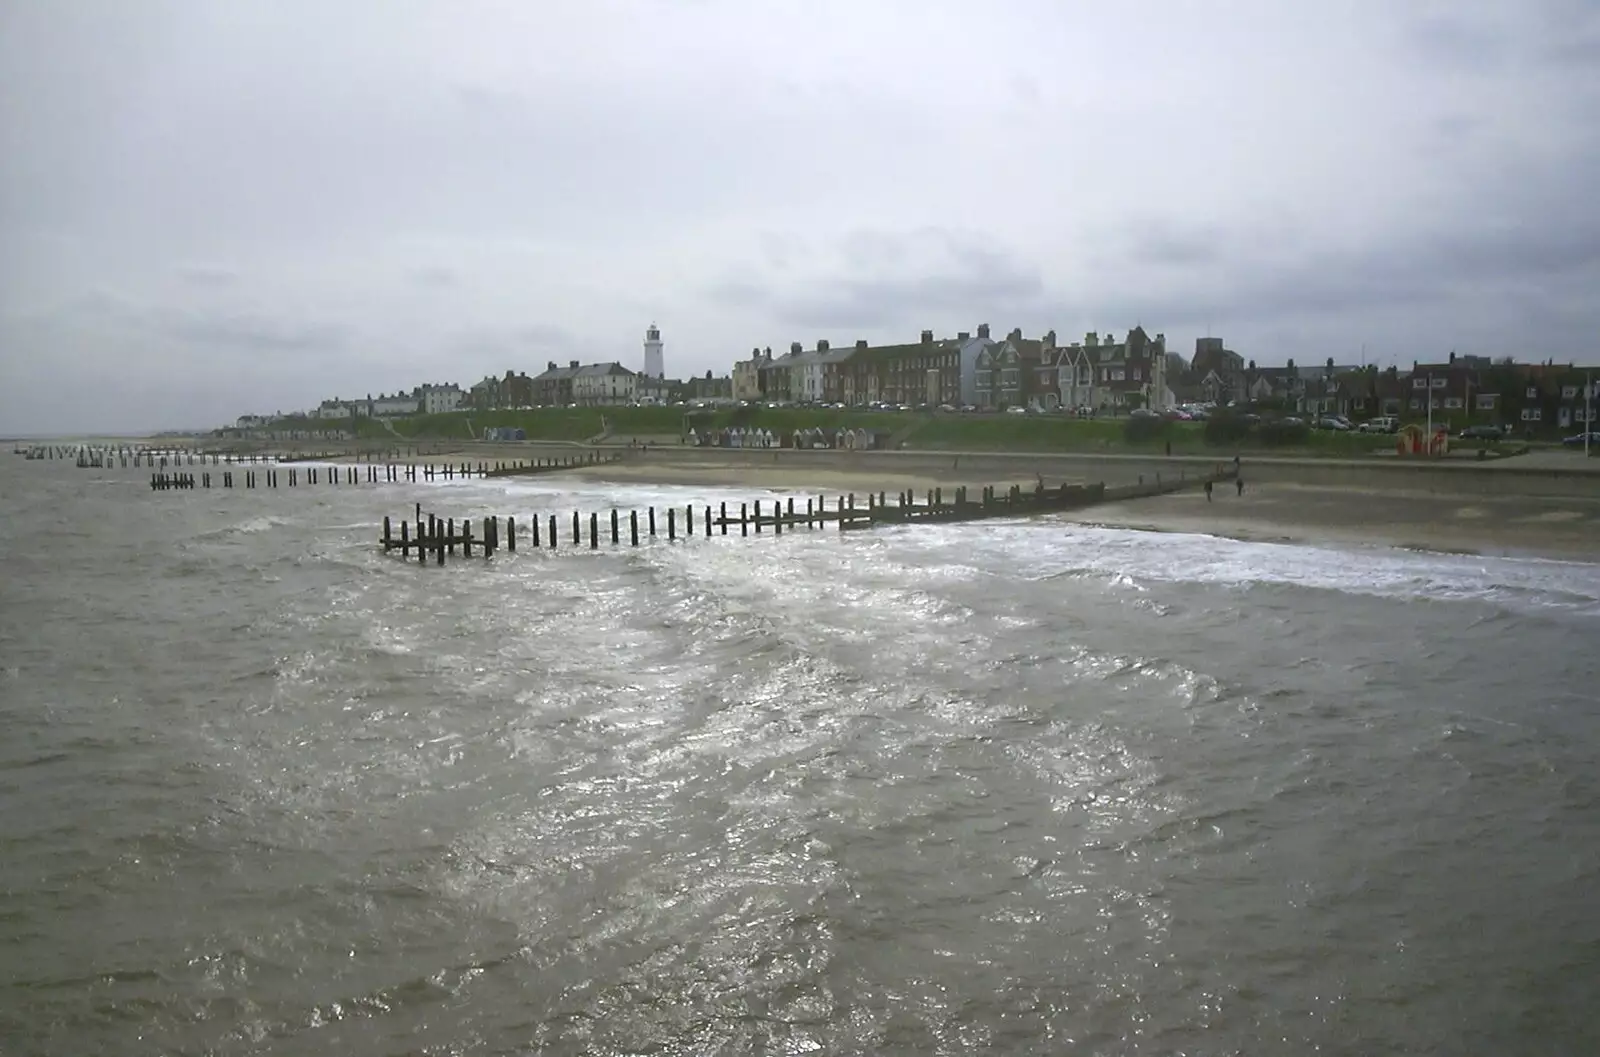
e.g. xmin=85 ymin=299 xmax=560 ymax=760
xmin=2 ymin=0 xmax=1597 ymax=432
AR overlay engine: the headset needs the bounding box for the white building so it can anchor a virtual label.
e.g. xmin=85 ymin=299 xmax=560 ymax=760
xmin=419 ymin=383 xmax=463 ymax=415
xmin=573 ymin=362 xmax=638 ymax=405
xmin=643 ymin=324 xmax=665 ymax=380
xmin=366 ymin=393 xmax=420 ymax=417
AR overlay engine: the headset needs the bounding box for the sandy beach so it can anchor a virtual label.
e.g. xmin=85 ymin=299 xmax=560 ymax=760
xmin=1066 ymin=481 xmax=1600 ymax=561
xmin=563 ymin=458 xmax=1049 ymax=496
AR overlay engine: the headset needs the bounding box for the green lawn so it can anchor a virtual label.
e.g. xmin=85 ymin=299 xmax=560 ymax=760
xmin=279 ymin=407 xmax=1410 ymax=456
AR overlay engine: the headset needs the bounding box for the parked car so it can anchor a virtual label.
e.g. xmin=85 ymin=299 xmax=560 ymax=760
xmin=1316 ymin=417 xmax=1350 ymax=431
xmin=1459 ymin=424 xmax=1506 ymax=441
xmin=1561 ymin=431 xmax=1600 ymax=447
xmin=1358 ymin=416 xmax=1400 ymax=434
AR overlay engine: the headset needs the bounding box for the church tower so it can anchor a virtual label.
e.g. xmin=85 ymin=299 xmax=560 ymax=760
xmin=643 ymin=324 xmax=664 ymax=380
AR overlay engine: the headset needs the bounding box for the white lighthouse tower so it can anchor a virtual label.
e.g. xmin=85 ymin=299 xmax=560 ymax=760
xmin=642 ymin=323 xmax=665 ymax=380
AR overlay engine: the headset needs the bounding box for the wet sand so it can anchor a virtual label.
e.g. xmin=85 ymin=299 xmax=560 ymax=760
xmin=563 ymin=458 xmax=1047 ymax=495
xmin=1067 ymin=482 xmax=1600 ymax=561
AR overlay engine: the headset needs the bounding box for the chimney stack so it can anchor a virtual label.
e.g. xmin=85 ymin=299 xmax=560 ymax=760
xmin=958 ymin=331 xmax=970 ymax=342
xmin=856 ymin=339 xmax=869 ymax=350
xmin=1008 ymin=328 xmax=1022 ymax=342
xmin=570 ymin=360 xmax=579 ymax=369
xmin=1045 ymin=330 xmax=1056 ymax=347
xmin=790 ymin=342 xmax=803 ymax=355
xmin=920 ymin=329 xmax=933 ymax=344
xmin=817 ymin=340 xmax=829 ymax=352
xmin=977 ymin=323 xmax=990 ymax=340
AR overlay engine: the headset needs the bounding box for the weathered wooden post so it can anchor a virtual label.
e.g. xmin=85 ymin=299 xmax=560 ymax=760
xmin=507 ymin=516 xmax=516 ymax=552
xmin=649 ymin=507 xmax=657 ymax=537
xmin=590 ymin=512 xmax=598 ymax=549
xmin=774 ymin=500 xmax=782 ymax=535
xmin=548 ymin=514 xmax=557 ymax=549
xmin=435 ymin=523 xmax=445 ymax=565
xmin=571 ymin=510 xmax=579 ymax=544
xmin=667 ymin=507 xmax=676 ymax=540
xmin=935 ymin=487 xmax=942 ymax=507
xmin=611 ymin=509 xmax=620 ymax=544
xmin=447 ymin=518 xmax=456 ymax=555
xmin=463 ymin=519 xmax=474 ymax=558
xmin=686 ymin=506 xmax=694 ymax=535
xmin=838 ymin=495 xmax=847 ymax=530
xmin=740 ymin=503 xmax=749 ymax=536
xmin=754 ymin=500 xmax=762 ymax=534
xmin=400 ymin=521 xmax=410 ymax=555
xmin=720 ymin=501 xmax=728 ymax=536
xmin=383 ymin=516 xmax=392 ymax=549
xmin=630 ymin=510 xmax=640 ymax=545
xmin=704 ymin=505 xmax=712 ymax=537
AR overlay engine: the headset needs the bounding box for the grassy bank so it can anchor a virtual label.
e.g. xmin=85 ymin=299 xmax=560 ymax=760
xmin=292 ymin=406 xmax=1412 ymax=456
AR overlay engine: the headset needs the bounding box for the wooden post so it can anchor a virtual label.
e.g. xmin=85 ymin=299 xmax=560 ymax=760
xmin=463 ymin=519 xmax=473 ymax=558
xmin=649 ymin=507 xmax=657 ymax=537
xmin=720 ymin=501 xmax=728 ymax=536
xmin=571 ymin=510 xmax=579 ymax=544
xmin=548 ymin=514 xmax=557 ymax=549
xmin=611 ymin=509 xmax=620 ymax=544
xmin=507 ymin=516 xmax=516 ymax=552
xmin=436 ymin=523 xmax=445 ymax=565
xmin=754 ymin=499 xmax=762 ymax=534
xmin=686 ymin=505 xmax=694 ymax=535
xmin=630 ymin=510 xmax=640 ymax=545
xmin=383 ymin=516 xmax=392 ymax=549
xmin=704 ymin=505 xmax=712 ymax=537
xmin=447 ymin=518 xmax=455 ymax=555
xmin=667 ymin=507 xmax=676 ymax=540
xmin=590 ymin=511 xmax=598 ymax=549
xmin=400 ymin=520 xmax=410 ymax=555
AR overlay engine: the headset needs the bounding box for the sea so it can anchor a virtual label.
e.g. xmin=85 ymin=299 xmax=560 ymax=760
xmin=2 ymin=452 xmax=1598 ymax=1056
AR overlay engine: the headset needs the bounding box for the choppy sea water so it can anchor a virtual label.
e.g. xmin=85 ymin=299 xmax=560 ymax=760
xmin=2 ymin=455 xmax=1598 ymax=1056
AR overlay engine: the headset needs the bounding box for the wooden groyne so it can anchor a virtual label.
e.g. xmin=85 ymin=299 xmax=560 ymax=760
xmin=381 ymin=469 xmax=1233 ymax=563
xmin=145 ymin=453 xmax=618 ymax=490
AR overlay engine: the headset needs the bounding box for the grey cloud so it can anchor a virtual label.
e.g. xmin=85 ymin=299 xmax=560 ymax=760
xmin=410 ymin=266 xmax=459 ymax=289
xmin=175 ymin=263 xmax=241 ymax=287
xmin=1403 ymin=14 xmax=1509 ymax=70
xmin=710 ymin=227 xmax=1047 ymax=331
xmin=21 ymin=289 xmax=351 ymax=357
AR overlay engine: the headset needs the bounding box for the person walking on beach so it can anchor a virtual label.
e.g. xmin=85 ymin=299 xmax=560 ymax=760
xmin=1235 ymin=475 xmax=1245 ymax=497
xmin=1204 ymin=480 xmax=1213 ymax=502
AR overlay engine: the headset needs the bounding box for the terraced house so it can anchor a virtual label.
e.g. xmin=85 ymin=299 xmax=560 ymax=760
xmin=833 ymin=331 xmax=962 ymax=406
xmin=974 ymin=329 xmax=1051 ymax=409
xmin=1052 ymin=327 xmax=1170 ymax=411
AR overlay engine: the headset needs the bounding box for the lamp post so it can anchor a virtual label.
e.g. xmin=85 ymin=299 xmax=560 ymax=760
xmin=1587 ymin=370 xmax=1593 ymax=457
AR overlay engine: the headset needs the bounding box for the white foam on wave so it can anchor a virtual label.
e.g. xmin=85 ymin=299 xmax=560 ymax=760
xmin=919 ymin=521 xmax=1600 ymax=617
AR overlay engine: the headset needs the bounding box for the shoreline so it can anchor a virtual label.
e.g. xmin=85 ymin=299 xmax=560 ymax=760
xmin=1059 ymin=483 xmax=1600 ymax=563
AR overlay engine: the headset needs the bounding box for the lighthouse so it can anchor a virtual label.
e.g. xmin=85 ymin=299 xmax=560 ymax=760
xmin=643 ymin=324 xmax=664 ymax=380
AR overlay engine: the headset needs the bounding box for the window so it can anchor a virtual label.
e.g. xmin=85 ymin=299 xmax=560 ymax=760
xmin=1431 ymin=377 xmax=1447 ymax=388
xmin=1001 ymin=369 xmax=1020 ymax=389
xmin=1409 ymin=398 xmax=1423 ymax=410
xmin=1413 ymin=377 xmax=1427 ymax=389
xmin=1521 ymin=408 xmax=1542 ymax=421
xmin=1111 ymin=369 xmax=1126 ymax=382
xmin=1444 ymin=397 xmax=1463 ymax=409
xmin=1562 ymin=386 xmax=1578 ymax=399
xmin=1526 ymin=387 xmax=1539 ymax=398
xmin=1476 ymin=394 xmax=1498 ymax=410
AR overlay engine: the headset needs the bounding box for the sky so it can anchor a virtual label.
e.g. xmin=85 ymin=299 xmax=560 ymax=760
xmin=2 ymin=0 xmax=1598 ymax=433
